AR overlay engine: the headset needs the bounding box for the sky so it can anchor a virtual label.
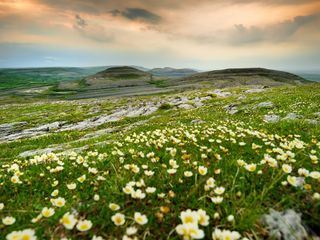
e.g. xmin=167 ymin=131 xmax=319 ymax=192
xmin=0 ymin=0 xmax=320 ymax=71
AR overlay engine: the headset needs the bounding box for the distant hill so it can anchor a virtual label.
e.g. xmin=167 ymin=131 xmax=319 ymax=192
xmin=0 ymin=67 xmax=107 ymax=90
xmin=82 ymin=66 xmax=152 ymax=89
xmin=176 ymin=68 xmax=310 ymax=88
xmin=149 ymin=67 xmax=197 ymax=78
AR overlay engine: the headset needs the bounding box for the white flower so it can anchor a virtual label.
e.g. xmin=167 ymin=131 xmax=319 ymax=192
xmin=93 ymin=194 xmax=100 ymax=201
xmin=126 ymin=226 xmax=138 ymax=236
xmin=51 ymin=197 xmax=66 ymax=207
xmin=2 ymin=216 xmax=16 ymax=225
xmin=109 ymin=203 xmax=120 ymax=211
xmin=60 ymin=212 xmax=77 ymax=230
xmin=134 ymin=212 xmax=148 ymax=225
xmin=214 ymin=187 xmax=225 ymax=195
xmin=227 ymin=215 xmax=234 ymax=222
xmin=211 ymin=196 xmax=223 ymax=204
xmin=198 ymin=166 xmax=208 ymax=175
xmin=184 ymin=171 xmax=193 ymax=177
xmin=76 ymin=219 xmax=92 ymax=232
xmin=146 ymin=187 xmax=156 ymax=193
xmin=176 ymin=223 xmax=204 ymax=239
xmin=77 ymin=174 xmax=86 ymax=183
xmin=6 ymin=229 xmax=37 ymax=240
xmin=67 ymin=183 xmax=77 ymax=190
xmin=41 ymin=207 xmax=55 ymax=218
xmin=180 ymin=209 xmax=199 ymax=225
xmin=197 ymin=209 xmax=210 ymax=226
xmin=245 ymin=164 xmax=256 ymax=172
xmin=212 ymin=228 xmax=241 ymax=240
xmin=111 ymin=213 xmax=125 ymax=226
xmin=310 ymin=171 xmax=320 ymax=179
xmin=282 ymin=164 xmax=292 ymax=174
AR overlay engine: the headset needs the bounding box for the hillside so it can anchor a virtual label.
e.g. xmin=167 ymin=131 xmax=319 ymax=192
xmin=1 ymin=66 xmax=313 ymax=100
xmin=0 ymin=83 xmax=320 ymax=239
xmin=0 ymin=67 xmax=107 ymax=91
xmin=149 ymin=67 xmax=198 ymax=77
xmin=176 ymin=67 xmax=310 ymax=87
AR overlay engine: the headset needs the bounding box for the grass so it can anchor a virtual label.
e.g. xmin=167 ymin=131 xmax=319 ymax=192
xmin=0 ymin=84 xmax=319 ymax=239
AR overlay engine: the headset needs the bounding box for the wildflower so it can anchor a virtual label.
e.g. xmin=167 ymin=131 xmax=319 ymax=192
xmin=245 ymin=164 xmax=256 ymax=172
xmin=211 ymin=196 xmax=223 ymax=204
xmin=227 ymin=215 xmax=234 ymax=222
xmin=146 ymin=187 xmax=156 ymax=193
xmin=126 ymin=226 xmax=138 ymax=235
xmin=67 ymin=183 xmax=77 ymax=190
xmin=76 ymin=219 xmax=93 ymax=232
xmin=111 ymin=213 xmax=125 ymax=226
xmin=31 ymin=214 xmax=42 ymax=223
xmin=51 ymin=189 xmax=59 ymax=197
xmin=134 ymin=212 xmax=148 ymax=225
xmin=309 ymin=171 xmax=320 ymax=179
xmin=51 ymin=197 xmax=66 ymax=207
xmin=11 ymin=175 xmax=21 ymax=184
xmin=41 ymin=207 xmax=55 ymax=218
xmin=92 ymin=236 xmax=104 ymax=240
xmin=198 ymin=166 xmax=208 ymax=176
xmin=167 ymin=169 xmax=177 ymax=174
xmin=60 ymin=212 xmax=77 ymax=230
xmin=313 ymin=192 xmax=320 ymax=200
xmin=0 ymin=203 xmax=4 ymax=210
xmin=2 ymin=216 xmax=16 ymax=225
xmin=197 ymin=209 xmax=209 ymax=226
xmin=94 ymin=194 xmax=100 ymax=201
xmin=287 ymin=176 xmax=298 ymax=187
xmin=214 ymin=187 xmax=225 ymax=195
xmin=212 ymin=228 xmax=241 ymax=240
xmin=180 ymin=209 xmax=199 ymax=225
xmin=237 ymin=160 xmax=245 ymax=167
xmin=77 ymin=174 xmax=86 ymax=183
xmin=176 ymin=223 xmax=204 ymax=239
xmin=184 ymin=171 xmax=193 ymax=177
xmin=282 ymin=164 xmax=292 ymax=174
xmin=6 ymin=229 xmax=37 ymax=240
xmin=109 ymin=203 xmax=120 ymax=211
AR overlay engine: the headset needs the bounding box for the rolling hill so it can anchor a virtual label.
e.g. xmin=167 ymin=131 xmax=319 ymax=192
xmin=149 ymin=67 xmax=198 ymax=78
xmin=175 ymin=68 xmax=310 ymax=88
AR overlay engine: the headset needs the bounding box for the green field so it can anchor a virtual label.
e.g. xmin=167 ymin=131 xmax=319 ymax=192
xmin=0 ymin=83 xmax=319 ymax=239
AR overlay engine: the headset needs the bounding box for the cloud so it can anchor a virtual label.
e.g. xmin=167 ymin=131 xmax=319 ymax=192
xmin=73 ymin=14 xmax=113 ymax=42
xmin=75 ymin=14 xmax=87 ymax=28
xmin=229 ymin=14 xmax=319 ymax=44
xmin=110 ymin=8 xmax=162 ymax=24
xmin=188 ymin=13 xmax=320 ymax=45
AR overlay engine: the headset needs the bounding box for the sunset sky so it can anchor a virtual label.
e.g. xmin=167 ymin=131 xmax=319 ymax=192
xmin=0 ymin=0 xmax=319 ymax=71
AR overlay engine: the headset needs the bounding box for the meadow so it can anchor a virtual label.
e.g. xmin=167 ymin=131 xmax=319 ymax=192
xmin=0 ymin=84 xmax=319 ymax=239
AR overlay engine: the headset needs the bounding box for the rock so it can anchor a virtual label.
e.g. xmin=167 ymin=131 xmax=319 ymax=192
xmin=244 ymin=88 xmax=265 ymax=94
xmin=282 ymin=113 xmax=300 ymax=121
xmin=209 ymin=89 xmax=232 ymax=98
xmin=19 ymin=147 xmax=63 ymax=158
xmin=306 ymin=119 xmax=318 ymax=125
xmin=223 ymin=104 xmax=239 ymax=115
xmin=237 ymin=95 xmax=246 ymax=100
xmin=262 ymin=209 xmax=308 ymax=240
xmin=256 ymin=101 xmax=274 ymax=109
xmin=178 ymin=104 xmax=194 ymax=110
xmin=191 ymin=119 xmax=205 ymax=124
xmin=0 ymin=121 xmax=28 ymax=137
xmin=0 ymin=121 xmax=66 ymax=142
xmin=264 ymin=114 xmax=280 ymax=123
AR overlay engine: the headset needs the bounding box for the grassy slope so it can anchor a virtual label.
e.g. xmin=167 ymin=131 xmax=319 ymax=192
xmin=0 ymin=84 xmax=319 ymax=239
